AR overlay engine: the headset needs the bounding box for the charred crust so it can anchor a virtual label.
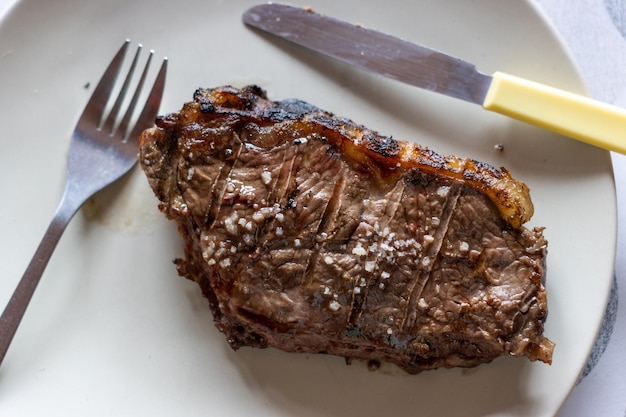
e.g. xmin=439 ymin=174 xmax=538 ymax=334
xmin=464 ymin=160 xmax=506 ymax=181
xmin=263 ymin=98 xmax=322 ymax=121
xmin=363 ymin=132 xmax=400 ymax=158
xmin=242 ymin=84 xmax=268 ymax=99
xmin=199 ymin=99 xmax=215 ymax=114
xmin=409 ymin=147 xmax=451 ymax=172
xmin=404 ymin=169 xmax=433 ymax=187
xmin=192 ymin=87 xmax=206 ymax=101
xmin=154 ymin=113 xmax=179 ymax=129
xmin=194 ymin=85 xmax=262 ymax=111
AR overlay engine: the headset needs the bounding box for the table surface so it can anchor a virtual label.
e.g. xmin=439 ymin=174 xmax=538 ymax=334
xmin=536 ymin=1 xmax=626 ymax=417
xmin=0 ymin=0 xmax=624 ymax=416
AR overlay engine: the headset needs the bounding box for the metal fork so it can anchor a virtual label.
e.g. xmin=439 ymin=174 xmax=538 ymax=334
xmin=0 ymin=40 xmax=167 ymax=366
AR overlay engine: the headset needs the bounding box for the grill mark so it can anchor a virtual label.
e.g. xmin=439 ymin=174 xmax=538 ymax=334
xmin=200 ymin=161 xmax=226 ymax=227
xmin=331 ymin=184 xmax=370 ymax=249
xmin=346 ymin=180 xmax=406 ymax=329
xmin=230 ymin=140 xmax=303 ymax=294
xmin=401 ymin=183 xmax=462 ymax=331
xmin=316 ymin=171 xmax=346 ymax=243
xmin=253 ymin=143 xmax=296 ymax=243
xmin=272 ymin=139 xmax=310 ymax=287
xmin=268 ymin=143 xmax=298 ymax=206
xmin=252 ymin=142 xmax=306 ymax=292
xmin=301 ymin=167 xmax=346 ymax=289
xmin=205 ymin=132 xmax=244 ymax=231
xmin=176 ymin=158 xmax=225 ymax=232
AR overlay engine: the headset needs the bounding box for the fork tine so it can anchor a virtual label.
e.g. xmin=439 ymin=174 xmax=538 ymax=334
xmin=79 ymin=40 xmax=130 ymax=124
xmin=127 ymin=56 xmax=168 ymax=142
xmin=117 ymin=49 xmax=154 ymax=141
xmin=101 ymin=44 xmax=143 ymax=133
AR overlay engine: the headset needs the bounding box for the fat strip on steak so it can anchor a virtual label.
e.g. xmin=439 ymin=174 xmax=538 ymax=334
xmin=139 ymin=85 xmax=553 ymax=373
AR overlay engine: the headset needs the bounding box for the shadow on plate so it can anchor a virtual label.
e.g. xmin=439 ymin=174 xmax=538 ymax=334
xmin=222 ymin=341 xmax=537 ymax=417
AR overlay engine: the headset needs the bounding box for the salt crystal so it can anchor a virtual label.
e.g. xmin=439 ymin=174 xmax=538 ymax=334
xmin=261 ymin=170 xmax=272 ymax=185
xmin=352 ymin=245 xmax=367 ymax=256
xmin=436 ymin=186 xmax=450 ymax=197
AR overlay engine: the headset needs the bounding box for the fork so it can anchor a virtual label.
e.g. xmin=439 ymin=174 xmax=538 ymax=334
xmin=0 ymin=40 xmax=167 ymax=366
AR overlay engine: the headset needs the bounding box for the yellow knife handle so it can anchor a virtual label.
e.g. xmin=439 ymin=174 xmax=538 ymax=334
xmin=483 ymin=71 xmax=626 ymax=154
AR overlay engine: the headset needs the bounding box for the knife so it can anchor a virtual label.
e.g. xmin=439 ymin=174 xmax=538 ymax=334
xmin=243 ymin=3 xmax=626 ymax=154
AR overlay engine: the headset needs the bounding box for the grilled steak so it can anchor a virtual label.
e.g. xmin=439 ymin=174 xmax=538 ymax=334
xmin=139 ymin=85 xmax=554 ymax=373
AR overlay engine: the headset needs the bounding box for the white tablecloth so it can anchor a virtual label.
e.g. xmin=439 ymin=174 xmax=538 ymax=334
xmin=0 ymin=0 xmax=623 ymax=415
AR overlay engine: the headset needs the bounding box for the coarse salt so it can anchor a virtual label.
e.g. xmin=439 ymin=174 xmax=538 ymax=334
xmin=436 ymin=186 xmax=450 ymax=197
xmin=352 ymin=245 xmax=367 ymax=256
xmin=261 ymin=170 xmax=272 ymax=185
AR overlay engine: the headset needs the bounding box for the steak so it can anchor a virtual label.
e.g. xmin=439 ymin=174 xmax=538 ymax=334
xmin=139 ymin=85 xmax=554 ymax=373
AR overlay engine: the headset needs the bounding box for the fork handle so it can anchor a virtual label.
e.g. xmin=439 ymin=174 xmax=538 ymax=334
xmin=0 ymin=201 xmax=76 ymax=366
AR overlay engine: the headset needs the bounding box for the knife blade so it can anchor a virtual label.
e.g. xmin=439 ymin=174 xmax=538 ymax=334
xmin=243 ymin=3 xmax=626 ymax=154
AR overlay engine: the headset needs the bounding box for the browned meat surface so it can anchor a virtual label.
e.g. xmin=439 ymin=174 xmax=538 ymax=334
xmin=139 ymin=85 xmax=554 ymax=373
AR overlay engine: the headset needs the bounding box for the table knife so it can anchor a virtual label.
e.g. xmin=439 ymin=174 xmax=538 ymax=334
xmin=243 ymin=3 xmax=626 ymax=154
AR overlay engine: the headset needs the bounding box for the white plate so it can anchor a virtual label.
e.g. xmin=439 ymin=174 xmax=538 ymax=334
xmin=0 ymin=1 xmax=616 ymax=416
